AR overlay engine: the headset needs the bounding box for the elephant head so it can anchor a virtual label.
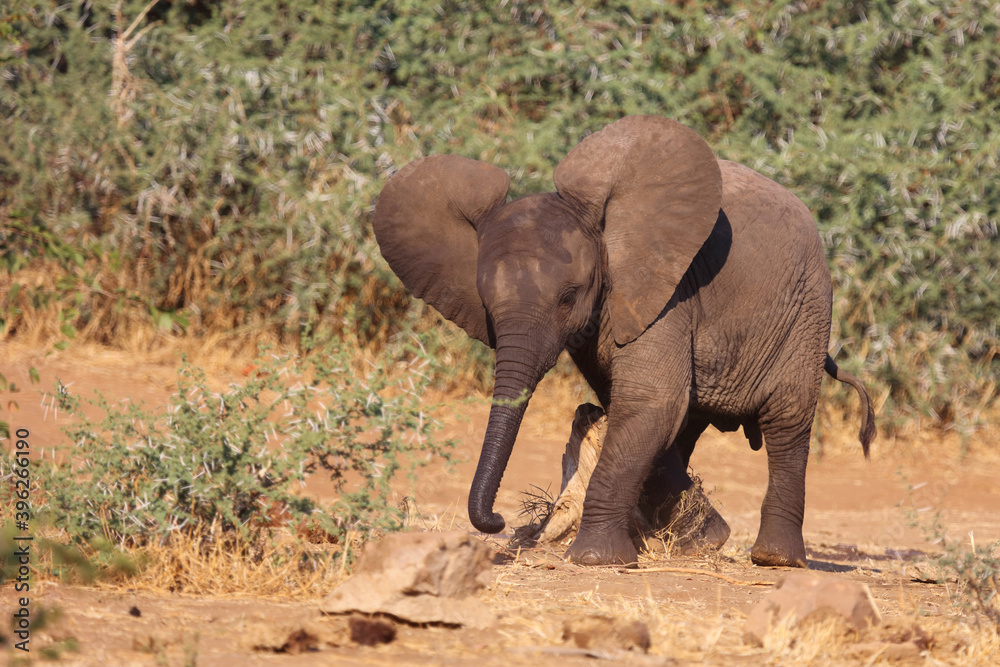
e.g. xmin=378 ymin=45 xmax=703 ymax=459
xmin=373 ymin=116 xmax=723 ymax=534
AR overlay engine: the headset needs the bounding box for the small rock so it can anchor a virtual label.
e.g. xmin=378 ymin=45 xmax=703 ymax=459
xmin=743 ymin=573 xmax=881 ymax=646
xmin=563 ymin=615 xmax=651 ymax=653
xmin=320 ymin=531 xmax=496 ymax=628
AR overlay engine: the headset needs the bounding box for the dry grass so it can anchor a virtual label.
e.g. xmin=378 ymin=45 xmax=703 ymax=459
xmin=13 ymin=536 xmax=1000 ymax=665
xmin=126 ymin=532 xmax=348 ymax=600
xmin=7 ymin=453 xmax=1000 ymax=665
xmin=14 ymin=521 xmax=351 ymax=601
xmin=0 ymin=247 xmax=307 ymax=373
xmin=0 ymin=265 xmax=281 ymax=375
xmin=480 ymin=547 xmax=1000 ymax=666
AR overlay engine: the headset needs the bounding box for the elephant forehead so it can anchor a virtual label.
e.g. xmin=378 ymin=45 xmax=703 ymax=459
xmin=483 ymin=193 xmax=581 ymax=256
xmin=480 ymin=258 xmax=546 ymax=304
xmin=477 ymin=193 xmax=599 ymax=307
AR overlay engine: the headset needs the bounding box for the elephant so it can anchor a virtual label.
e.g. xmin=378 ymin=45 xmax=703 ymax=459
xmin=372 ymin=115 xmax=876 ymax=567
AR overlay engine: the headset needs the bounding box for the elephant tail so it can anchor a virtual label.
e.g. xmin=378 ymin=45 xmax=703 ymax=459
xmin=824 ymin=354 xmax=877 ymax=459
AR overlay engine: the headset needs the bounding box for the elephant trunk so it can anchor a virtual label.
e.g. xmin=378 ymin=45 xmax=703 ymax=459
xmin=468 ymin=331 xmax=554 ymax=534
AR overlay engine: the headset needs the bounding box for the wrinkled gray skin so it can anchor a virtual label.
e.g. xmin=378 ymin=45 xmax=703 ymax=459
xmin=373 ymin=116 xmax=876 ymax=567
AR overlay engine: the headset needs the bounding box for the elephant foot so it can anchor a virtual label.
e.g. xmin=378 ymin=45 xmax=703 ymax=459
xmin=565 ymin=526 xmax=638 ymax=566
xmin=750 ymin=529 xmax=807 ymax=568
xmin=671 ymin=507 xmax=731 ymax=556
xmin=641 ymin=481 xmax=731 ymax=556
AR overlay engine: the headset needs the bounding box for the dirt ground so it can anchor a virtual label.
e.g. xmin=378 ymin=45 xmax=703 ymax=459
xmin=2 ymin=346 xmax=1000 ymax=665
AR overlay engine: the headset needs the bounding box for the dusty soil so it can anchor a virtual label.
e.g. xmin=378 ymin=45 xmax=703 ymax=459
xmin=2 ymin=346 xmax=999 ymax=665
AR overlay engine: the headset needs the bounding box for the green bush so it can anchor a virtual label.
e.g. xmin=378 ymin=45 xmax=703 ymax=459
xmin=1 ymin=0 xmax=998 ymax=432
xmin=25 ymin=343 xmax=452 ymax=547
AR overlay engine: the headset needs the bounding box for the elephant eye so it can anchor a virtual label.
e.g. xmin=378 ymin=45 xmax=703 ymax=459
xmin=559 ymin=287 xmax=579 ymax=309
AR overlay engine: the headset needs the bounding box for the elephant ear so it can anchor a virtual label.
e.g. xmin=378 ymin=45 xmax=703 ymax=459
xmin=554 ymin=116 xmax=723 ymax=345
xmin=373 ymin=155 xmax=509 ymax=346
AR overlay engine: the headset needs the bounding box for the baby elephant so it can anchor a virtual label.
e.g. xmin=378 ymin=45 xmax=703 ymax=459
xmin=373 ymin=115 xmax=875 ymax=567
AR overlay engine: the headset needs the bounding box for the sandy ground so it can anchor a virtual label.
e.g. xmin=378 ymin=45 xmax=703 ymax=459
xmin=2 ymin=346 xmax=999 ymax=665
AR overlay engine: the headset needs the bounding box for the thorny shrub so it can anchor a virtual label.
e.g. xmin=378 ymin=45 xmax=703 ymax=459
xmin=6 ymin=344 xmax=452 ymax=550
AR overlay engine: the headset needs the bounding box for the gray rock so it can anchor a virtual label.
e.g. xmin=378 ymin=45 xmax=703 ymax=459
xmin=320 ymin=531 xmax=496 ymax=628
xmin=743 ymin=573 xmax=881 ymax=646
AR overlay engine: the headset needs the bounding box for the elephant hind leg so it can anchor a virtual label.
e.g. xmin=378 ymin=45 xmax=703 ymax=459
xmin=638 ymin=416 xmax=730 ymax=554
xmin=751 ymin=398 xmax=815 ymax=568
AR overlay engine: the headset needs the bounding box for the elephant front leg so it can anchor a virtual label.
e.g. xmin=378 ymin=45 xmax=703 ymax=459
xmin=565 ymin=401 xmax=689 ymax=566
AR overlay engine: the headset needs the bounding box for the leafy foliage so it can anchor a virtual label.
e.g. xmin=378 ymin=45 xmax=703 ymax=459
xmin=20 ymin=344 xmax=451 ymax=547
xmin=1 ymin=0 xmax=998 ymax=431
xmin=0 ymin=367 xmax=38 ymax=439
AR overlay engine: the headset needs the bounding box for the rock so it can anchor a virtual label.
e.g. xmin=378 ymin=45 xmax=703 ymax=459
xmin=320 ymin=531 xmax=496 ymax=628
xmin=563 ymin=615 xmax=651 ymax=653
xmin=743 ymin=573 xmax=881 ymax=646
